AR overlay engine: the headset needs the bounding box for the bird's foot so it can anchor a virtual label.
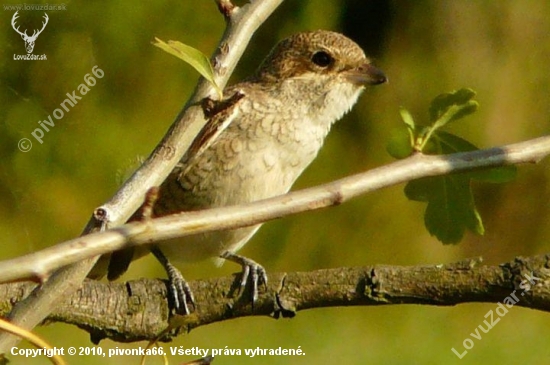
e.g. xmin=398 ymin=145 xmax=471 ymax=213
xmin=152 ymin=247 xmax=195 ymax=315
xmin=221 ymin=251 xmax=267 ymax=304
xmin=165 ymin=265 xmax=195 ymax=315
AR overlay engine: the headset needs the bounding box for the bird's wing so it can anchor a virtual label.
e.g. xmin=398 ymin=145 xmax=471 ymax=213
xmin=180 ymin=90 xmax=244 ymax=177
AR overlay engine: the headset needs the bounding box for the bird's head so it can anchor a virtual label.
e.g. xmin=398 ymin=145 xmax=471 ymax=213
xmin=251 ymin=30 xmax=386 ymax=123
xmin=254 ymin=30 xmax=386 ymax=88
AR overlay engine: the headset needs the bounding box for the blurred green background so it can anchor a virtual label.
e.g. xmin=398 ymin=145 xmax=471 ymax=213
xmin=1 ymin=0 xmax=550 ymax=364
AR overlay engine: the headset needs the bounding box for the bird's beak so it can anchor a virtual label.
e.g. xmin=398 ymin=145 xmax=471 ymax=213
xmin=346 ymin=63 xmax=387 ymax=86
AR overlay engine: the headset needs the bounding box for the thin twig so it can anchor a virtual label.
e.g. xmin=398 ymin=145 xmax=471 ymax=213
xmin=0 ymin=136 xmax=549 ymax=283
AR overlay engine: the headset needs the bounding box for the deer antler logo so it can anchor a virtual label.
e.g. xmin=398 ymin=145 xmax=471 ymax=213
xmin=11 ymin=11 xmax=49 ymax=54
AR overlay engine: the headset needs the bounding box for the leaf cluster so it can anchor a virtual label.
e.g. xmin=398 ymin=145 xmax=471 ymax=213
xmin=387 ymin=89 xmax=516 ymax=243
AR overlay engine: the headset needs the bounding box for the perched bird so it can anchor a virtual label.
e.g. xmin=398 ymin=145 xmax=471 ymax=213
xmin=90 ymin=30 xmax=386 ymax=314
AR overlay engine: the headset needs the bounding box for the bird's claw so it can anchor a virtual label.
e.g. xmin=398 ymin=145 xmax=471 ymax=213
xmin=167 ymin=269 xmax=195 ymax=315
xmin=221 ymin=252 xmax=267 ymax=304
xmin=152 ymin=247 xmax=195 ymax=315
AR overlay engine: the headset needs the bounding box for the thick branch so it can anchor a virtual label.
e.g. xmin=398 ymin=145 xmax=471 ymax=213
xmin=1 ymin=254 xmax=548 ymax=343
xmin=0 ymin=0 xmax=284 ymax=353
xmin=0 ymin=136 xmax=549 ymax=283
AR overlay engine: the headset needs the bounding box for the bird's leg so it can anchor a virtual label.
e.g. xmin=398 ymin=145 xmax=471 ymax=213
xmin=151 ymin=247 xmax=195 ymax=315
xmin=220 ymin=251 xmax=268 ymax=304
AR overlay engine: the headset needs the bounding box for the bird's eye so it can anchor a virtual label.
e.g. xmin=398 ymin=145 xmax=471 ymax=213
xmin=311 ymin=51 xmax=333 ymax=67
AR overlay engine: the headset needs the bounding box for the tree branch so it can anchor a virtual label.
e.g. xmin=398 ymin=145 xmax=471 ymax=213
xmin=0 ymin=0 xmax=284 ymax=353
xmin=0 ymin=135 xmax=549 ymax=284
xmin=1 ymin=254 xmax=548 ymax=344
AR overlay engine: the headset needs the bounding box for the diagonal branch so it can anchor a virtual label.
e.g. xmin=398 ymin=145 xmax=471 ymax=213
xmin=0 ymin=135 xmax=549 ymax=283
xmin=0 ymin=0 xmax=284 ymax=353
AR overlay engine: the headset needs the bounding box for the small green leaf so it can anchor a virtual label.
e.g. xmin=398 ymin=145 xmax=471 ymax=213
xmin=429 ymin=88 xmax=476 ymax=123
xmin=405 ymin=175 xmax=484 ymax=244
xmin=435 ymin=131 xmax=478 ymax=153
xmin=399 ymin=107 xmax=416 ymax=130
xmin=431 ymin=101 xmax=479 ymax=131
xmin=153 ymin=37 xmax=223 ymax=99
xmin=387 ymin=126 xmax=414 ymax=159
xmin=416 ymin=89 xmax=479 ymax=152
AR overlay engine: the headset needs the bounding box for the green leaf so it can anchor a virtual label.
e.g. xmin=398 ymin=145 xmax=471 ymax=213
xmin=153 ymin=37 xmax=223 ymax=99
xmin=386 ymin=126 xmax=414 ymax=159
xmin=405 ymin=175 xmax=484 ymax=244
xmin=434 ymin=131 xmax=478 ymax=153
xmin=390 ymin=89 xmax=517 ymax=244
xmin=416 ymin=89 xmax=479 ymax=152
xmin=429 ymin=88 xmax=477 ymax=123
xmin=404 ymin=131 xmax=516 ymax=244
xmin=399 ymin=107 xmax=416 ymax=130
